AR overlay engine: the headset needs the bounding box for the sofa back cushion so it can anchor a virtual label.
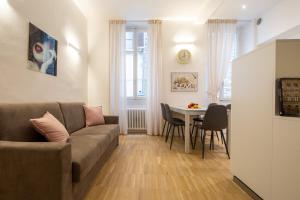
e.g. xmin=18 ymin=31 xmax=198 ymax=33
xmin=0 ymin=102 xmax=65 ymax=142
xmin=59 ymin=102 xmax=86 ymax=134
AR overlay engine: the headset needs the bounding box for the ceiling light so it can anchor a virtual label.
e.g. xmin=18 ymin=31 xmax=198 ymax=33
xmin=242 ymin=4 xmax=247 ymax=10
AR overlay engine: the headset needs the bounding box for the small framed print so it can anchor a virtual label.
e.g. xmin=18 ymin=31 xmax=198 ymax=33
xmin=171 ymin=72 xmax=198 ymax=92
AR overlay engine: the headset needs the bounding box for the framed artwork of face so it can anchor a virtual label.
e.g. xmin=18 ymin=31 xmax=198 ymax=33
xmin=28 ymin=23 xmax=58 ymax=76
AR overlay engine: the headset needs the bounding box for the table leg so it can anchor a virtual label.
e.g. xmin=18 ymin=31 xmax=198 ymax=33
xmin=227 ymin=112 xmax=231 ymax=154
xmin=185 ymin=114 xmax=191 ymax=153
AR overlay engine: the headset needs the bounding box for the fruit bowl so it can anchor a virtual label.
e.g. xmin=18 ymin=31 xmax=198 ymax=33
xmin=187 ymin=103 xmax=200 ymax=109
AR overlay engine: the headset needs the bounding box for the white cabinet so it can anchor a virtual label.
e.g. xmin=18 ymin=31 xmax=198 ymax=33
xmin=232 ymin=40 xmax=300 ymax=200
xmin=272 ymin=117 xmax=300 ymax=200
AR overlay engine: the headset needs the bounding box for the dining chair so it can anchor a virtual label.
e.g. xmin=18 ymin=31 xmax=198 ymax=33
xmin=160 ymin=103 xmax=168 ymax=137
xmin=191 ymin=103 xmax=219 ymax=147
xmin=193 ymin=105 xmax=230 ymax=159
xmin=191 ymin=103 xmax=218 ymax=132
xmin=164 ymin=104 xmax=185 ymax=150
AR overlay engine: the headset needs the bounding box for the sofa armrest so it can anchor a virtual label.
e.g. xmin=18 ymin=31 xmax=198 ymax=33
xmin=104 ymin=115 xmax=119 ymax=124
xmin=0 ymin=141 xmax=72 ymax=200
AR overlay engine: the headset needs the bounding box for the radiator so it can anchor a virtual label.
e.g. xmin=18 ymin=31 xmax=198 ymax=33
xmin=127 ymin=108 xmax=147 ymax=131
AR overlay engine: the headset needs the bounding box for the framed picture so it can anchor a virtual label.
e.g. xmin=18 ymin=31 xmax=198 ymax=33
xmin=28 ymin=23 xmax=58 ymax=76
xmin=171 ymin=72 xmax=198 ymax=92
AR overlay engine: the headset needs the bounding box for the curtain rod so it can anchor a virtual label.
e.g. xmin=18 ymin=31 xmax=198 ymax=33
xmin=127 ymin=20 xmax=149 ymax=22
xmin=126 ymin=19 xmax=252 ymax=23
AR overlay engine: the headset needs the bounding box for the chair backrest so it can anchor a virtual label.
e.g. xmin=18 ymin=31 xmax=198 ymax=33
xmin=202 ymin=105 xmax=228 ymax=131
xmin=160 ymin=103 xmax=167 ymax=120
xmin=208 ymin=103 xmax=218 ymax=108
xmin=164 ymin=104 xmax=174 ymax=123
xmin=226 ymin=104 xmax=231 ymax=110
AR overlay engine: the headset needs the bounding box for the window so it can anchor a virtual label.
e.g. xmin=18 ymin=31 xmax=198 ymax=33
xmin=220 ymin=34 xmax=237 ymax=100
xmin=125 ymin=28 xmax=148 ymax=98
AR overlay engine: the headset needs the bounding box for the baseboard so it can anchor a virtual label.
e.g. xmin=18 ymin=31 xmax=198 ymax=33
xmin=128 ymin=130 xmax=147 ymax=134
xmin=233 ymin=176 xmax=263 ymax=200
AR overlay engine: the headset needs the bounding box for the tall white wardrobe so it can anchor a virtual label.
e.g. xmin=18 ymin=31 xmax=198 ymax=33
xmin=231 ymin=40 xmax=300 ymax=200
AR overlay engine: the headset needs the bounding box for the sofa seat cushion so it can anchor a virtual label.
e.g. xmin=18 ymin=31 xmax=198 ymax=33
xmin=72 ymin=125 xmax=119 ymax=143
xmin=70 ymin=134 xmax=110 ymax=182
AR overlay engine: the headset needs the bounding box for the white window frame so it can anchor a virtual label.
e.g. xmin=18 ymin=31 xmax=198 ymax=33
xmin=126 ymin=26 xmax=147 ymax=100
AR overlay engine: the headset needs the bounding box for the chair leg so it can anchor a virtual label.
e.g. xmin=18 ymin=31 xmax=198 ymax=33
xmin=202 ymin=131 xmax=206 ymax=159
xmin=189 ymin=129 xmax=194 ymax=147
xmin=221 ymin=130 xmax=230 ymax=159
xmin=220 ymin=131 xmax=223 ymax=144
xmin=170 ymin=126 xmax=175 ymax=150
xmin=177 ymin=126 xmax=183 ymax=139
xmin=212 ymin=131 xmax=215 ymax=150
xmin=165 ymin=123 xmax=171 ymax=142
xmin=215 ymin=131 xmax=220 ymax=142
xmin=177 ymin=126 xmax=180 ymax=137
xmin=199 ymin=129 xmax=203 ymax=143
xmin=162 ymin=120 xmax=167 ymax=136
xmin=181 ymin=126 xmax=185 ymax=141
xmin=193 ymin=128 xmax=199 ymax=149
xmin=191 ymin=120 xmax=196 ymax=136
xmin=210 ymin=131 xmax=213 ymax=150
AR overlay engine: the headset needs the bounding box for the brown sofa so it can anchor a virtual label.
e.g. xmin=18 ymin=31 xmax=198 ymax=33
xmin=0 ymin=102 xmax=119 ymax=200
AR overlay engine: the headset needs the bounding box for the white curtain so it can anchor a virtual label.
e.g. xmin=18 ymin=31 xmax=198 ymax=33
xmin=109 ymin=20 xmax=128 ymax=134
xmin=206 ymin=19 xmax=237 ymax=103
xmin=146 ymin=20 xmax=163 ymax=136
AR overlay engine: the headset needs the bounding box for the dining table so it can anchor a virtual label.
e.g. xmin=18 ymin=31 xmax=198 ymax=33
xmin=169 ymin=105 xmax=231 ymax=154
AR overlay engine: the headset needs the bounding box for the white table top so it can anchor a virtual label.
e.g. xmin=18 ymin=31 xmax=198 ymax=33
xmin=170 ymin=105 xmax=207 ymax=115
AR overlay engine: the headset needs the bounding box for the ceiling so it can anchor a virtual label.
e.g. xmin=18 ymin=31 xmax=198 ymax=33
xmin=74 ymin=0 xmax=281 ymax=23
xmin=212 ymin=0 xmax=281 ymax=20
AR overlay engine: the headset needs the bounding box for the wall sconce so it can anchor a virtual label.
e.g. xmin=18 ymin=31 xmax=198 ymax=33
xmin=67 ymin=41 xmax=80 ymax=53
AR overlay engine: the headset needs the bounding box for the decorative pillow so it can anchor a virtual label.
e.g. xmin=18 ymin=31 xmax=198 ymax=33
xmin=30 ymin=112 xmax=69 ymax=143
xmin=83 ymin=105 xmax=105 ymax=127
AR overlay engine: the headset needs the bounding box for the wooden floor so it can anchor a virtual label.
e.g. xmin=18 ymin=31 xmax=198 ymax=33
xmin=84 ymin=135 xmax=251 ymax=200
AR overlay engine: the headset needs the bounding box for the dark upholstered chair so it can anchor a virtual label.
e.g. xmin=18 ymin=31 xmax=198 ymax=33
xmin=194 ymin=105 xmax=230 ymax=159
xmin=160 ymin=103 xmax=168 ymax=137
xmin=192 ymin=103 xmax=218 ymax=130
xmin=164 ymin=104 xmax=185 ymax=150
xmin=191 ymin=103 xmax=218 ymax=142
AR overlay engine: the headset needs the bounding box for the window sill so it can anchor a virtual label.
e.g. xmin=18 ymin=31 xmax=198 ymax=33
xmin=127 ymin=97 xmax=146 ymax=100
xmin=219 ymin=98 xmax=231 ymax=102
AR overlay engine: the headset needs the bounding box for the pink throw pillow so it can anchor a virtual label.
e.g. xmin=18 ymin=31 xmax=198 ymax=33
xmin=83 ymin=105 xmax=105 ymax=127
xmin=30 ymin=112 xmax=69 ymax=143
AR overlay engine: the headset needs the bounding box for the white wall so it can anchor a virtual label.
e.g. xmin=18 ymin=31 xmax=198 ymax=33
xmin=0 ymin=0 xmax=88 ymax=103
xmin=257 ymin=0 xmax=300 ymax=44
xmin=162 ymin=21 xmax=208 ymax=107
xmin=87 ymin=16 xmax=110 ymax=113
xmin=237 ymin=21 xmax=257 ymax=56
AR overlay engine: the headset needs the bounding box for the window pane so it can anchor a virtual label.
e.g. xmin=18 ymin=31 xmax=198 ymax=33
xmin=222 ymin=67 xmax=232 ymax=99
xmin=137 ymin=50 xmax=147 ymax=97
xmin=126 ymin=32 xmax=134 ymax=51
xmin=126 ymin=80 xmax=134 ymax=97
xmin=126 ymin=53 xmax=134 ymax=97
xmin=137 ymin=32 xmax=148 ymax=52
xmin=137 ymin=79 xmax=145 ymax=96
xmin=126 ymin=53 xmax=134 ymax=80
